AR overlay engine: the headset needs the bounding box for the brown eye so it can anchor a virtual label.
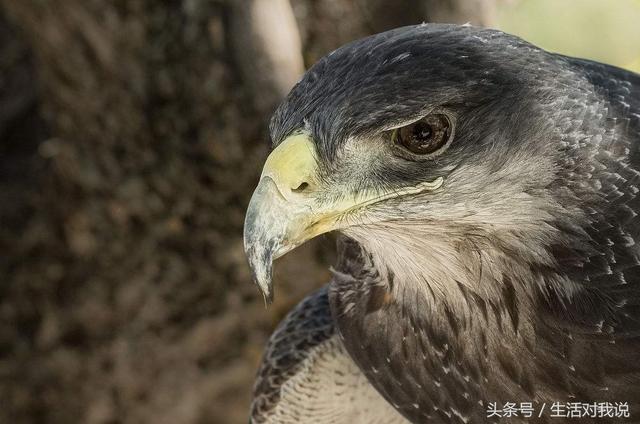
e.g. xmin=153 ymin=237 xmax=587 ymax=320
xmin=393 ymin=113 xmax=451 ymax=155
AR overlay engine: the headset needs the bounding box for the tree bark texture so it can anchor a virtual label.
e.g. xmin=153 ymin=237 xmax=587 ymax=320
xmin=0 ymin=1 xmax=493 ymax=422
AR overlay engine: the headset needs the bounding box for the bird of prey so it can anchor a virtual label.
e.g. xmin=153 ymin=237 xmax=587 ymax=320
xmin=243 ymin=24 xmax=640 ymax=423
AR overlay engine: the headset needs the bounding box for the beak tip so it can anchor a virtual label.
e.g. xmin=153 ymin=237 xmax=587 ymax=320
xmin=262 ymin=288 xmax=274 ymax=306
xmin=245 ymin=245 xmax=275 ymax=306
xmin=254 ymin=263 xmax=274 ymax=305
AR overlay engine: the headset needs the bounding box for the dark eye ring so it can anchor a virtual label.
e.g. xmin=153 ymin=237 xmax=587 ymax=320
xmin=392 ymin=113 xmax=452 ymax=156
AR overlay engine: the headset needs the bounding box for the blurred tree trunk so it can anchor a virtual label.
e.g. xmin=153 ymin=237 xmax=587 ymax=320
xmin=0 ymin=1 xmax=493 ymax=423
xmin=229 ymin=0 xmax=305 ymax=113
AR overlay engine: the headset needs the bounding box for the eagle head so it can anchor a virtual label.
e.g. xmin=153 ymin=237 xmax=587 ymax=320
xmin=244 ymin=24 xmax=630 ymax=304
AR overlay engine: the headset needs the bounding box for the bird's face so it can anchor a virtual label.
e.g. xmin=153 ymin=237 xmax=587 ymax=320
xmin=245 ymin=25 xmax=571 ymax=302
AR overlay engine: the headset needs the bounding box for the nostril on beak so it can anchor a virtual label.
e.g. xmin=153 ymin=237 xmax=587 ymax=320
xmin=292 ymin=182 xmax=309 ymax=193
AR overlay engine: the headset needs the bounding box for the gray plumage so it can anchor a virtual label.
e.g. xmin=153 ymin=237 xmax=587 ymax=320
xmin=248 ymin=24 xmax=640 ymax=423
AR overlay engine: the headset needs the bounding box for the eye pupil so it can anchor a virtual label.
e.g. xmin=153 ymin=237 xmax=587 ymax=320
xmin=413 ymin=123 xmax=432 ymax=141
xmin=394 ymin=113 xmax=451 ymax=156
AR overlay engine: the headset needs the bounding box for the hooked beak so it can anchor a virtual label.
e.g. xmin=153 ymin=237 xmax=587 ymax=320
xmin=243 ymin=132 xmax=443 ymax=303
xmin=243 ymin=133 xmax=326 ymax=303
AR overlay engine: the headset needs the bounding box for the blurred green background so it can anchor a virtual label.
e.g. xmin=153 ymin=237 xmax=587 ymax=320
xmin=496 ymin=0 xmax=640 ymax=72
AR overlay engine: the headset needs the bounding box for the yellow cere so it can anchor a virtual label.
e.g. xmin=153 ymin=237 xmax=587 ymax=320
xmin=261 ymin=133 xmax=318 ymax=201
